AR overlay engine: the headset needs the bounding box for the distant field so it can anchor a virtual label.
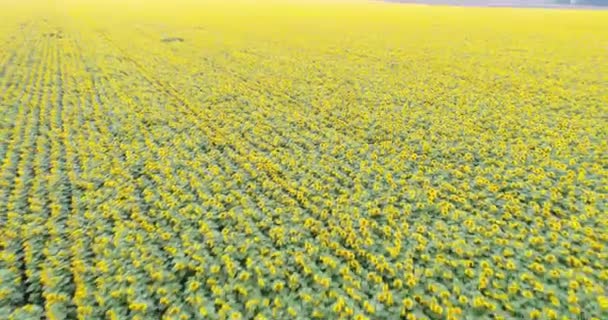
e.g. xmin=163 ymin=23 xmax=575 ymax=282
xmin=1 ymin=0 xmax=607 ymax=319
xmin=384 ymin=0 xmax=608 ymax=8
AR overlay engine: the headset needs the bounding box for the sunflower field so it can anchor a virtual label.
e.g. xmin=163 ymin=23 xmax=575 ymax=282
xmin=0 ymin=0 xmax=607 ymax=319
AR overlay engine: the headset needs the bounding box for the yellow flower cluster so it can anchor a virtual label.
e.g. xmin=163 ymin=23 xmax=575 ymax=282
xmin=0 ymin=0 xmax=607 ymax=319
